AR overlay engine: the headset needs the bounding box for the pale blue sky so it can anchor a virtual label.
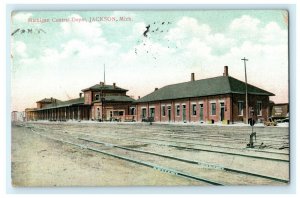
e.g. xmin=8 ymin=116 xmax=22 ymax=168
xmin=11 ymin=10 xmax=288 ymax=111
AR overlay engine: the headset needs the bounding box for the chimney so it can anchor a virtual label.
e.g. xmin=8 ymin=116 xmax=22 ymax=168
xmin=138 ymin=96 xmax=140 ymax=99
xmin=113 ymin=82 xmax=116 ymax=88
xmin=223 ymin=66 xmax=228 ymax=76
xmin=155 ymin=88 xmax=158 ymax=91
xmin=79 ymin=93 xmax=82 ymax=98
xmin=191 ymin=73 xmax=195 ymax=81
xmin=100 ymin=81 xmax=104 ymax=86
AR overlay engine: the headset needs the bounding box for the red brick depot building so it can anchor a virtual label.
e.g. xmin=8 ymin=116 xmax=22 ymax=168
xmin=135 ymin=66 xmax=274 ymax=124
xmin=25 ymin=66 xmax=274 ymax=124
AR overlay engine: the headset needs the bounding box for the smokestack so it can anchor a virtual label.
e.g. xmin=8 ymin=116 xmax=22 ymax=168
xmin=113 ymin=82 xmax=116 ymax=88
xmin=191 ymin=73 xmax=195 ymax=81
xmin=155 ymin=88 xmax=158 ymax=91
xmin=223 ymin=66 xmax=228 ymax=76
xmin=79 ymin=93 xmax=82 ymax=98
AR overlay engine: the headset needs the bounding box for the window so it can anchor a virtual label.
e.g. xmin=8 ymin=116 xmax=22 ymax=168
xmin=113 ymin=111 xmax=124 ymax=116
xmin=95 ymin=94 xmax=100 ymax=100
xmin=192 ymin=104 xmax=197 ymax=115
xmin=150 ymin=108 xmax=155 ymax=118
xmin=142 ymin=108 xmax=146 ymax=118
xmin=257 ymin=101 xmax=262 ymax=116
xmin=210 ymin=103 xmax=216 ymax=115
xmin=176 ymin=105 xmax=180 ymax=116
xmin=130 ymin=108 xmax=135 ymax=115
xmin=238 ymin=101 xmax=244 ymax=116
xmin=162 ymin=106 xmax=166 ymax=116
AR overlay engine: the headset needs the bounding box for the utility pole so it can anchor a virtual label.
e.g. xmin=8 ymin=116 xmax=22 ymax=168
xmin=241 ymin=57 xmax=249 ymax=124
xmin=102 ymin=63 xmax=105 ymax=121
xmin=104 ymin=64 xmax=106 ymax=85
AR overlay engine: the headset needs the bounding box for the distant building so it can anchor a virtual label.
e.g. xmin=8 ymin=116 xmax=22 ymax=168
xmin=81 ymin=82 xmax=135 ymax=121
xmin=25 ymin=83 xmax=135 ymax=122
xmin=135 ymin=66 xmax=274 ymax=124
xmin=11 ymin=111 xmax=25 ymax=122
xmin=25 ymin=66 xmax=275 ymax=124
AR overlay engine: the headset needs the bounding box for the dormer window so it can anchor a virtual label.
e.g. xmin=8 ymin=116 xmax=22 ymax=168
xmin=95 ymin=94 xmax=100 ymax=100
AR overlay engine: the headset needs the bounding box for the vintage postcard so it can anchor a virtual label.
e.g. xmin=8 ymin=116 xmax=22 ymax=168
xmin=11 ymin=10 xmax=289 ymax=186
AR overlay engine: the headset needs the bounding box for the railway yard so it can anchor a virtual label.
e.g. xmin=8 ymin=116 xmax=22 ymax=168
xmin=11 ymin=122 xmax=289 ymax=186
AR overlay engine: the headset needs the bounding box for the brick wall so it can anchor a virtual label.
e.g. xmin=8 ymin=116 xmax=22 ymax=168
xmin=136 ymin=94 xmax=233 ymax=123
xmin=232 ymin=94 xmax=270 ymax=123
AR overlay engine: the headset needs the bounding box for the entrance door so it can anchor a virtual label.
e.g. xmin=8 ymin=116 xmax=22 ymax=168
xmin=130 ymin=108 xmax=135 ymax=115
xmin=182 ymin=104 xmax=186 ymax=122
xmin=150 ymin=108 xmax=155 ymax=121
xmin=200 ymin=104 xmax=204 ymax=121
xmin=220 ymin=102 xmax=225 ymax=121
xmin=168 ymin=106 xmax=171 ymax=122
xmin=97 ymin=107 xmax=100 ymax=120
xmin=142 ymin=108 xmax=146 ymax=119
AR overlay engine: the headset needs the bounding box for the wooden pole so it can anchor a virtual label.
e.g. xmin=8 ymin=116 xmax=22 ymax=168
xmin=241 ymin=57 xmax=249 ymax=124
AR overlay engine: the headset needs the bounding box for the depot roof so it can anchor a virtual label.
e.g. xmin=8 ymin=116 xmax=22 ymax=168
xmin=136 ymin=76 xmax=275 ymax=103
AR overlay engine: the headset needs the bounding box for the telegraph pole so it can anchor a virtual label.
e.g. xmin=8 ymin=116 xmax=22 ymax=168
xmin=104 ymin=64 xmax=106 ymax=85
xmin=241 ymin=57 xmax=249 ymax=124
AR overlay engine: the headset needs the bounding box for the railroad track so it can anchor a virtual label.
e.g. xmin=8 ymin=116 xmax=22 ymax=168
xmin=67 ymin=125 xmax=289 ymax=151
xmin=25 ymin=124 xmax=289 ymax=185
xmin=79 ymin=137 xmax=289 ymax=184
xmin=28 ymin=128 xmax=223 ymax=186
xmin=57 ymin=127 xmax=289 ymax=159
xmin=28 ymin=124 xmax=289 ymax=159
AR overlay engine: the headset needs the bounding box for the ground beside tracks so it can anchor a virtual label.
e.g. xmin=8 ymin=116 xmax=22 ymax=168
xmin=11 ymin=121 xmax=289 ymax=186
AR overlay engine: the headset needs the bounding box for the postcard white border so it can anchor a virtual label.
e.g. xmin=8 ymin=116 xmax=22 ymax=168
xmin=3 ymin=1 xmax=298 ymax=197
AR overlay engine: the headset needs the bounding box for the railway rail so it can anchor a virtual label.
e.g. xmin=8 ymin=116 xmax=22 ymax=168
xmin=22 ymin=123 xmax=289 ymax=185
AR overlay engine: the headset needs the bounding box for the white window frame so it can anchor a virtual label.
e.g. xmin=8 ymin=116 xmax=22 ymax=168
xmin=141 ymin=108 xmax=147 ymax=118
xmin=210 ymin=103 xmax=216 ymax=116
xmin=176 ymin=105 xmax=180 ymax=116
xmin=149 ymin=107 xmax=155 ymax=118
xmin=218 ymin=99 xmax=225 ymax=103
xmin=257 ymin=101 xmax=262 ymax=116
xmin=162 ymin=105 xmax=166 ymax=117
xmin=192 ymin=104 xmax=197 ymax=116
xmin=238 ymin=101 xmax=244 ymax=116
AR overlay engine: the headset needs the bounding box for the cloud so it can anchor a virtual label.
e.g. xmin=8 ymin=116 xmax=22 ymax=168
xmin=166 ymin=17 xmax=211 ymax=41
xmin=260 ymin=22 xmax=287 ymax=44
xmin=163 ymin=15 xmax=288 ymax=103
xmin=13 ymin=41 xmax=28 ymax=58
xmin=60 ymin=14 xmax=102 ymax=39
xmin=11 ymin=13 xmax=289 ymax=111
xmin=12 ymin=12 xmax=33 ymax=23
xmin=229 ymin=15 xmax=261 ymax=33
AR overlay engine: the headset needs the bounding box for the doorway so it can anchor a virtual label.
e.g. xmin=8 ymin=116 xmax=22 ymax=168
xmin=142 ymin=108 xmax=146 ymax=119
xmin=150 ymin=108 xmax=155 ymax=121
xmin=182 ymin=104 xmax=186 ymax=122
xmin=200 ymin=104 xmax=204 ymax=121
xmin=220 ymin=102 xmax=225 ymax=121
xmin=168 ymin=106 xmax=171 ymax=122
